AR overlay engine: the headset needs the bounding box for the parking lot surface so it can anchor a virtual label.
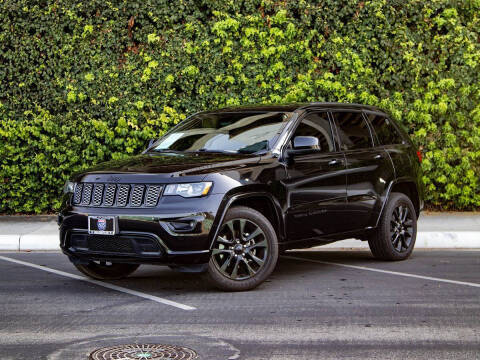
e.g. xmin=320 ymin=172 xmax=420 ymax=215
xmin=0 ymin=250 xmax=479 ymax=359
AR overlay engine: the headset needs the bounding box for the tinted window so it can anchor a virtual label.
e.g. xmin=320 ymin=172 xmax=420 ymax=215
xmin=366 ymin=113 xmax=403 ymax=145
xmin=331 ymin=111 xmax=373 ymax=150
xmin=291 ymin=112 xmax=335 ymax=153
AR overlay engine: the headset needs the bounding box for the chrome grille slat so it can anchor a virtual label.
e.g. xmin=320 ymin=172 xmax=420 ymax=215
xmin=92 ymin=184 xmax=104 ymax=206
xmin=73 ymin=184 xmax=83 ymax=204
xmin=73 ymin=182 xmax=162 ymax=207
xmin=104 ymin=184 xmax=116 ymax=206
xmin=116 ymin=184 xmax=130 ymax=207
xmin=145 ymin=185 xmax=162 ymax=207
xmin=130 ymin=185 xmax=145 ymax=207
xmin=81 ymin=184 xmax=93 ymax=205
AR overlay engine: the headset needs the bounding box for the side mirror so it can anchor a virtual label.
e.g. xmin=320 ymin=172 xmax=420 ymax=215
xmin=285 ymin=136 xmax=320 ymax=160
xmin=293 ymin=136 xmax=320 ymax=150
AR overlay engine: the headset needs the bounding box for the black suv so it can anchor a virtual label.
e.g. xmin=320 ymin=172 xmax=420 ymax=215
xmin=58 ymin=103 xmax=424 ymax=291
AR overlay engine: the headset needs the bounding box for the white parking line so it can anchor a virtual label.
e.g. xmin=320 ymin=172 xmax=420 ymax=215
xmin=0 ymin=255 xmax=196 ymax=311
xmin=282 ymin=255 xmax=480 ymax=288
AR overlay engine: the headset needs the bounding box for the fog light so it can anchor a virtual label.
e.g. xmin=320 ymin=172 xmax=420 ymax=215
xmin=170 ymin=220 xmax=196 ymax=232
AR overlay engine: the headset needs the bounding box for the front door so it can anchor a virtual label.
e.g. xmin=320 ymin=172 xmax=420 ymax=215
xmin=284 ymin=111 xmax=347 ymax=241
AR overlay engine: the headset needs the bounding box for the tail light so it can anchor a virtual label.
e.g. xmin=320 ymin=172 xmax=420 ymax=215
xmin=416 ymin=150 xmax=423 ymax=163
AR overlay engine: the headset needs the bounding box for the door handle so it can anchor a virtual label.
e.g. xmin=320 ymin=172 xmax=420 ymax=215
xmin=328 ymin=159 xmax=341 ymax=166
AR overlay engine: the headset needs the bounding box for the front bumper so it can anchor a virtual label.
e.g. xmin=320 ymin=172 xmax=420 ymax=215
xmin=59 ymin=194 xmax=226 ymax=265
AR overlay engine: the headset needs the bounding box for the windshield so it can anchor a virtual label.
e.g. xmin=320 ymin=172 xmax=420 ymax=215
xmin=150 ymin=111 xmax=293 ymax=154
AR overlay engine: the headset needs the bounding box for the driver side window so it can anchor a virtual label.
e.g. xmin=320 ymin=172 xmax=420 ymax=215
xmin=290 ymin=112 xmax=335 ymax=153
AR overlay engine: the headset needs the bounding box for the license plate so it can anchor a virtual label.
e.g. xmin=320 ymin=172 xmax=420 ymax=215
xmin=88 ymin=216 xmax=117 ymax=235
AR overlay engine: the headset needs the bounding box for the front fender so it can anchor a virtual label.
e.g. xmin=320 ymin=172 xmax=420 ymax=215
xmin=207 ymin=190 xmax=285 ymax=249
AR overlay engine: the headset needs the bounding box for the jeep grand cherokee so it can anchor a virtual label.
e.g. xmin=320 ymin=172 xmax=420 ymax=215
xmin=58 ymin=103 xmax=424 ymax=291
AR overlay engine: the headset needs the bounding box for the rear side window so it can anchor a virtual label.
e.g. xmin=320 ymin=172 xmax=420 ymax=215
xmin=331 ymin=111 xmax=373 ymax=150
xmin=366 ymin=113 xmax=403 ymax=145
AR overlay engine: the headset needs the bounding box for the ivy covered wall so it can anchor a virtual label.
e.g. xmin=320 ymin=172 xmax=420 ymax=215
xmin=1 ymin=0 xmax=480 ymax=213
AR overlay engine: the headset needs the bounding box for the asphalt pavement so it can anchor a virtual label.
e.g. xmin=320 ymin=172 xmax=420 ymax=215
xmin=0 ymin=249 xmax=479 ymax=359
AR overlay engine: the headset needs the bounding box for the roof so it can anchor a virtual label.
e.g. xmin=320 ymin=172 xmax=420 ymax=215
xmin=199 ymin=102 xmax=384 ymax=114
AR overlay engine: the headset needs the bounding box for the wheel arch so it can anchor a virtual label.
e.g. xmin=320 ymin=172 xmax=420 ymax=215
xmin=376 ymin=179 xmax=421 ymax=227
xmin=209 ymin=192 xmax=285 ymax=249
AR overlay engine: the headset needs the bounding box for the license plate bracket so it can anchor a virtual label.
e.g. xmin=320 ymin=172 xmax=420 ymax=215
xmin=88 ymin=216 xmax=117 ymax=235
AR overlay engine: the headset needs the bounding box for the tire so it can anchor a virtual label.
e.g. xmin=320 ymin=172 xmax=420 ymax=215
xmin=74 ymin=261 xmax=139 ymax=280
xmin=368 ymin=192 xmax=417 ymax=261
xmin=207 ymin=206 xmax=278 ymax=291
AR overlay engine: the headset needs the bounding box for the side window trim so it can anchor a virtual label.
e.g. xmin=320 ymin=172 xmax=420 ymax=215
xmin=330 ymin=109 xmax=375 ymax=151
xmin=362 ymin=111 xmax=382 ymax=147
xmin=327 ymin=111 xmax=342 ymax=152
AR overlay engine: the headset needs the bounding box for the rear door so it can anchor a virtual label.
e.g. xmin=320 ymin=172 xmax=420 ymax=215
xmin=284 ymin=110 xmax=347 ymax=241
xmin=364 ymin=111 xmax=411 ymax=180
xmin=331 ymin=110 xmax=393 ymax=231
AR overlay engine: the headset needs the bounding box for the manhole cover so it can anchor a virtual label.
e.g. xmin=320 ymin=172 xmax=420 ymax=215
xmin=89 ymin=344 xmax=198 ymax=359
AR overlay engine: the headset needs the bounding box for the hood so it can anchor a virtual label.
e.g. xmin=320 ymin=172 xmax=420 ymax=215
xmin=71 ymin=152 xmax=262 ymax=181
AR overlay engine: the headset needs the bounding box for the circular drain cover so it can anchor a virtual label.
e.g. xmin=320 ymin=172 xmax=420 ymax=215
xmin=89 ymin=344 xmax=198 ymax=359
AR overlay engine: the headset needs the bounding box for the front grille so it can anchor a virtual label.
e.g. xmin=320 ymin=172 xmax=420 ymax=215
xmin=72 ymin=183 xmax=163 ymax=208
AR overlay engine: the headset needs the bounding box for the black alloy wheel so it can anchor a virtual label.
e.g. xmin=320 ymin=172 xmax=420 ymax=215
xmin=368 ymin=192 xmax=417 ymax=261
xmin=207 ymin=206 xmax=278 ymax=291
xmin=212 ymin=218 xmax=268 ymax=280
xmin=390 ymin=204 xmax=414 ymax=252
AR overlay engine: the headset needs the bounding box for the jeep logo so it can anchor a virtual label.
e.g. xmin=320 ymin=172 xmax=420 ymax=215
xmin=107 ymin=175 xmax=121 ymax=182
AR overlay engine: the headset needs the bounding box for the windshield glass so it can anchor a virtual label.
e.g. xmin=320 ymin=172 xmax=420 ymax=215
xmin=150 ymin=111 xmax=293 ymax=154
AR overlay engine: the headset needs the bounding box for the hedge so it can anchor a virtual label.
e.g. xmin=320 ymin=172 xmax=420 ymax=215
xmin=1 ymin=0 xmax=480 ymax=213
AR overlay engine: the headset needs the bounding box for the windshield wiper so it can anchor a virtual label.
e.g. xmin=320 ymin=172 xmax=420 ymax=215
xmin=148 ymin=149 xmax=184 ymax=154
xmin=192 ymin=148 xmax=235 ymax=154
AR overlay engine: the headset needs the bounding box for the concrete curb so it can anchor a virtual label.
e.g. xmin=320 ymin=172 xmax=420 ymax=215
xmin=0 ymin=231 xmax=476 ymax=251
xmin=322 ymin=231 xmax=480 ymax=249
xmin=19 ymin=234 xmax=60 ymax=251
xmin=0 ymin=213 xmax=479 ymax=251
xmin=0 ymin=235 xmax=20 ymax=251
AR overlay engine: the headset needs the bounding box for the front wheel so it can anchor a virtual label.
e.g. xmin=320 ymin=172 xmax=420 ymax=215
xmin=368 ymin=192 xmax=417 ymax=261
xmin=74 ymin=261 xmax=139 ymax=280
xmin=207 ymin=206 xmax=278 ymax=291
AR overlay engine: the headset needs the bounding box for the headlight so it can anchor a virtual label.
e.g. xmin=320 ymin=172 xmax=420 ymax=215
xmin=164 ymin=182 xmax=212 ymax=198
xmin=63 ymin=181 xmax=75 ymax=194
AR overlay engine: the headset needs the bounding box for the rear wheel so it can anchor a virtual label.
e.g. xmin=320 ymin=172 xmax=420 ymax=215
xmin=74 ymin=261 xmax=139 ymax=280
xmin=368 ymin=192 xmax=417 ymax=261
xmin=207 ymin=206 xmax=278 ymax=291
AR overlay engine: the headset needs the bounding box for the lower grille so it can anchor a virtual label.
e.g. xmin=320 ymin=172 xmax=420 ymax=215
xmin=69 ymin=232 xmax=163 ymax=255
xmin=88 ymin=236 xmax=134 ymax=253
